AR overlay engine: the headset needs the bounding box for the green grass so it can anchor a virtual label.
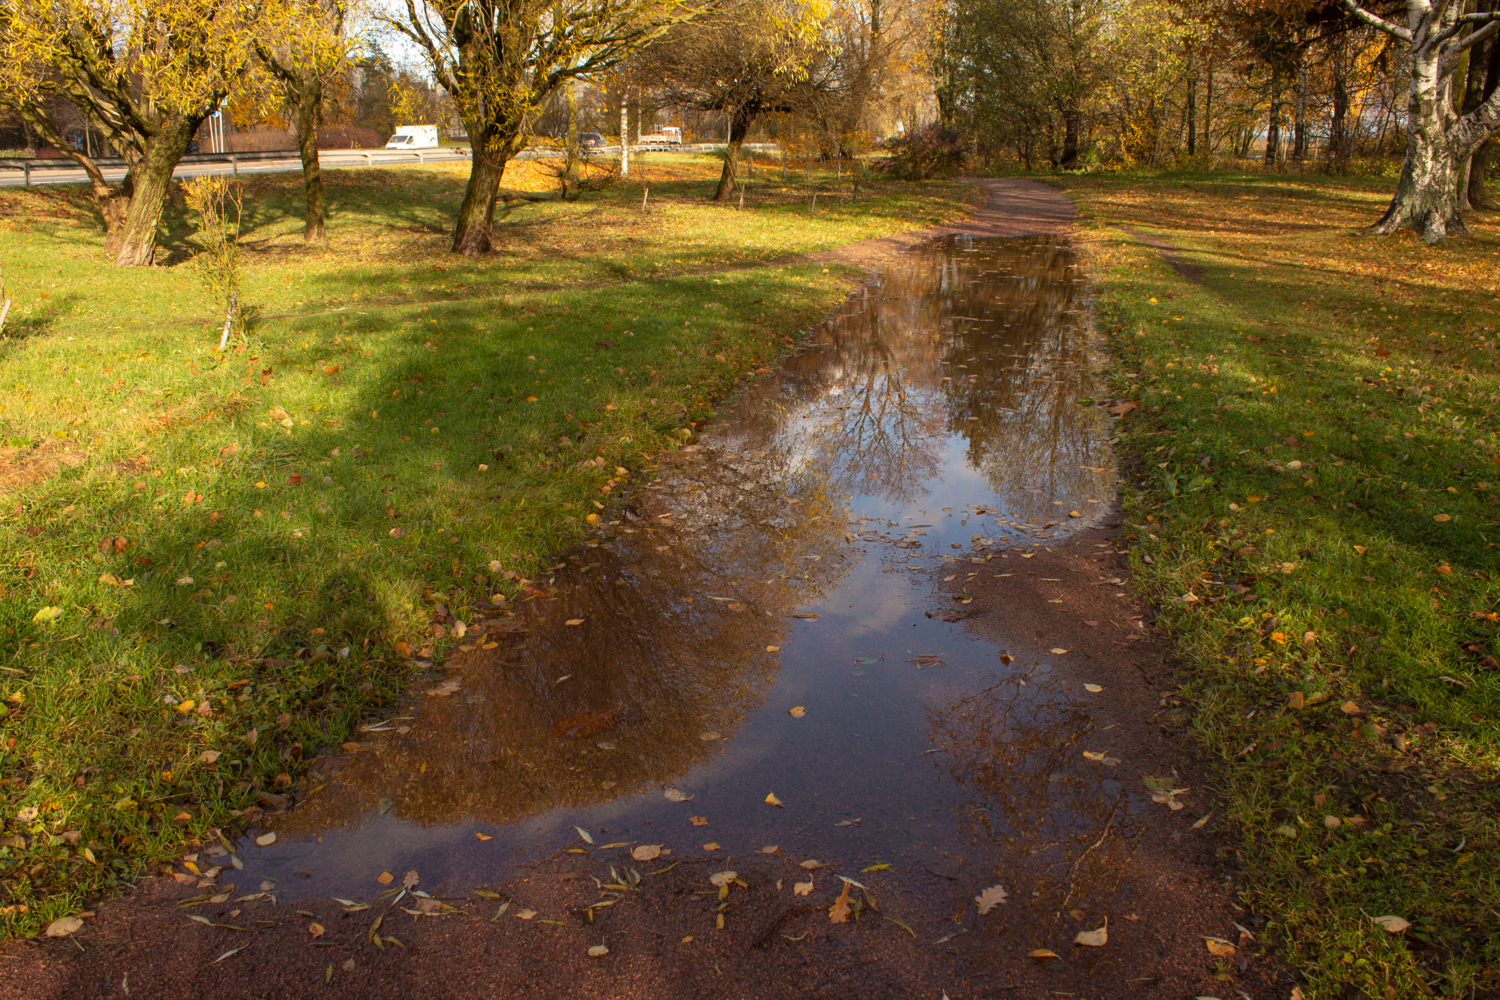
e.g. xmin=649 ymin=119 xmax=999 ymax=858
xmin=0 ymin=153 xmax=974 ymax=934
xmin=1054 ymin=170 xmax=1500 ymax=998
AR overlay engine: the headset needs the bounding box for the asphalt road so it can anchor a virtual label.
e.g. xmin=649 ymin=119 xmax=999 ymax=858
xmin=0 ymin=143 xmax=737 ymax=188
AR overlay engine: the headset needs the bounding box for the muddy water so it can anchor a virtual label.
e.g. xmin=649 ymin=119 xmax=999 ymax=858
xmin=243 ymin=236 xmax=1126 ymax=918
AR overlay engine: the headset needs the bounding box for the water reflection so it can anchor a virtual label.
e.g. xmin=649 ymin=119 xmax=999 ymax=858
xmin=246 ymin=236 xmax=1122 ymax=898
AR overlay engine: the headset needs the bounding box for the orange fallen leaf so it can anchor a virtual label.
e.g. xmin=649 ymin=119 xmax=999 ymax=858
xmin=828 ymin=880 xmax=853 ymax=923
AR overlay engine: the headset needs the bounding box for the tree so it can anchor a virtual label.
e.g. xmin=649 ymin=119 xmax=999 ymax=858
xmin=387 ymin=0 xmax=693 ymax=255
xmin=257 ymin=0 xmax=358 ymax=241
xmin=638 ymin=0 xmax=829 ymax=201
xmin=1340 ymin=0 xmax=1500 ymax=242
xmin=0 ymin=0 xmax=277 ymax=266
xmin=1459 ymin=0 xmax=1500 ymax=206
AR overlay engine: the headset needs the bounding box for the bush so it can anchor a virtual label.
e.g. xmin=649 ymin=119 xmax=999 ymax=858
xmin=317 ymin=125 xmax=384 ymax=150
xmin=880 ymin=125 xmax=966 ymax=180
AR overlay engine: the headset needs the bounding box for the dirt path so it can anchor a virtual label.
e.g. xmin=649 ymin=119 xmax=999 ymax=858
xmin=0 ymin=179 xmax=1287 ymax=1000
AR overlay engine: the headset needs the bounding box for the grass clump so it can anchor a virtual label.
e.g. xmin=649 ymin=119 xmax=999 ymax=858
xmin=0 ymin=153 xmax=974 ymax=935
xmin=1056 ymin=170 xmax=1500 ymax=998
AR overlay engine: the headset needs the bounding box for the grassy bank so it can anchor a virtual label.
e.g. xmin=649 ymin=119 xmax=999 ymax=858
xmin=1057 ymin=171 xmax=1500 ymax=997
xmin=0 ymin=153 xmax=974 ymax=935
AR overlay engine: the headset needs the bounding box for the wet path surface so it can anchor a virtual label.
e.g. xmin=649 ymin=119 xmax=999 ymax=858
xmin=244 ymin=236 xmax=1137 ymax=910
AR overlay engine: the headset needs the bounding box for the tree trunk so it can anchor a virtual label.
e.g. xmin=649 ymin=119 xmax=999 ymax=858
xmin=453 ymin=137 xmax=510 ymax=255
xmin=1061 ymin=104 xmax=1081 ymax=169
xmin=1186 ymin=60 xmax=1197 ymax=157
xmin=1292 ymin=48 xmax=1309 ymax=162
xmin=713 ymin=105 xmax=755 ymax=201
xmin=1205 ymin=61 xmax=1214 ymax=153
xmin=1463 ymin=3 xmax=1500 ymax=209
xmin=1377 ymin=49 xmax=1465 ymax=243
xmin=113 ymin=114 xmax=202 ymax=267
xmin=1329 ymin=36 xmax=1351 ymax=172
xmin=20 ymin=105 xmax=129 ymax=236
xmin=1265 ymin=66 xmax=1283 ymax=168
xmin=296 ymin=80 xmax=326 ymax=241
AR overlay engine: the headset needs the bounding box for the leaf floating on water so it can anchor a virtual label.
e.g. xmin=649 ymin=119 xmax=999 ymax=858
xmin=853 ymin=657 xmax=878 ymax=664
xmin=664 ymin=787 xmax=694 ymax=803
xmin=402 ymin=871 xmax=419 ymax=890
xmin=574 ymin=826 xmax=595 ymax=845
xmin=554 ymin=706 xmax=622 ymax=739
xmin=1027 ymin=948 xmax=1060 ymax=960
xmin=631 ymin=845 xmax=663 ymax=862
xmin=308 ymin=922 xmax=325 ymax=939
xmin=515 ymin=909 xmax=537 ymax=920
xmin=794 ymin=881 xmax=814 ymax=896
xmin=765 ymin=792 xmax=783 ymax=808
xmin=759 ymin=845 xmax=781 ymax=855
xmin=701 ymin=843 xmax=720 ymax=851
xmin=699 ymin=732 xmax=722 ymax=742
xmin=791 ymin=614 xmax=820 ymax=620
xmin=800 ymin=859 xmax=823 ymax=869
xmin=863 ymin=863 xmax=890 ymax=872
xmin=709 ymin=871 xmax=738 ymax=888
xmin=974 ymin=885 xmax=1008 ymax=914
xmin=788 ymin=706 xmax=806 ymax=718
xmin=475 ymin=832 xmax=494 ymax=841
xmin=254 ymin=833 xmax=277 ymax=847
xmin=834 ymin=818 xmax=861 ymax=827
xmin=1050 ymin=648 xmax=1068 ymax=655
xmin=1074 ymin=919 xmax=1108 ymax=947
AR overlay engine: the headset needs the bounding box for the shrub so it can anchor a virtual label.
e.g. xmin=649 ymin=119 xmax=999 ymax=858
xmin=880 ymin=125 xmax=966 ymax=180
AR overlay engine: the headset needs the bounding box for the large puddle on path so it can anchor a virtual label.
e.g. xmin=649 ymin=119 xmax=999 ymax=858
xmin=242 ymin=236 xmax=1130 ymax=918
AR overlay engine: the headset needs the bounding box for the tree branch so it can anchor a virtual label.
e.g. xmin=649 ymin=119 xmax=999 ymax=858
xmin=1339 ymin=0 xmax=1413 ymax=42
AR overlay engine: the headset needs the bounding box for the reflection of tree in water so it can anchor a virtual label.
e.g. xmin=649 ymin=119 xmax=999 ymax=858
xmin=274 ymin=452 xmax=854 ymax=836
xmin=710 ymin=237 xmax=1111 ymax=515
xmin=927 ymin=672 xmax=1142 ymax=922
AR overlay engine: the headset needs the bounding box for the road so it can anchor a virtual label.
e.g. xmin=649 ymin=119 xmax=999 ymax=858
xmin=0 ymin=143 xmax=742 ymax=188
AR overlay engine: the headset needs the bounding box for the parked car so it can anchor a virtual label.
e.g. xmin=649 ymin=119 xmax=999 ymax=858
xmin=579 ymin=133 xmax=604 ymax=149
xmin=386 ymin=125 xmax=439 ymax=149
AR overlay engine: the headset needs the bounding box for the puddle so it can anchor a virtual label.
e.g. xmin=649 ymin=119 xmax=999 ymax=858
xmin=240 ymin=236 xmax=1129 ymax=918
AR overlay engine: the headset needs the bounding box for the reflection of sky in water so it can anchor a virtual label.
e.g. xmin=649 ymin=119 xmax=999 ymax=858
xmin=240 ymin=237 xmax=1128 ymax=911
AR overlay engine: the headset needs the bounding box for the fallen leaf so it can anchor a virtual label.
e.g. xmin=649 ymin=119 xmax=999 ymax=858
xmin=1082 ymin=751 xmax=1106 ymax=761
xmin=1353 ymin=545 xmax=1367 ymax=556
xmin=565 ymin=619 xmax=584 ymax=626
xmin=255 ymin=833 xmax=276 ymax=847
xmin=974 ymin=884 xmax=1008 ymax=914
xmin=1434 ymin=514 xmax=1451 ymax=523
xmin=788 ymin=706 xmax=806 ymax=718
xmin=515 ymin=909 xmax=537 ymax=920
xmin=309 ymin=922 xmax=325 ymax=939
xmin=475 ymin=832 xmax=494 ymax=841
xmin=1192 ymin=813 xmax=1212 ymax=829
xmin=1084 ymin=683 xmax=1103 ymax=693
xmin=863 ymin=863 xmax=890 ymax=872
xmin=587 ymin=944 xmax=609 ymax=957
xmin=701 ymin=843 xmax=720 ymax=851
xmin=709 ymin=871 xmax=738 ymax=888
xmin=794 ymin=881 xmax=814 ymax=896
xmin=699 ymin=731 xmax=722 ymax=741
xmin=376 ymin=871 xmax=394 ymax=885
xmin=829 ymin=880 xmax=853 ymax=923
xmin=44 ymin=917 xmax=83 ymax=938
xmin=631 ymin=845 xmax=663 ymax=862
xmin=1372 ymin=915 xmax=1410 ymax=933
xmin=574 ymin=826 xmax=594 ymax=844
xmin=765 ymin=792 xmax=783 ymax=808
xmin=402 ymin=871 xmax=419 ymax=890
xmin=32 ymin=607 xmax=63 ymax=624
xmin=800 ymin=860 xmax=823 ymax=869
xmin=1340 ymin=701 xmax=1362 ymax=715
xmin=1205 ymin=937 xmax=1235 ymax=957
xmin=1050 ymin=648 xmax=1068 ymax=655
xmin=664 ymin=787 xmax=694 ymax=803
xmin=1028 ymin=948 xmax=1060 ymax=960
xmin=1074 ymin=919 xmax=1108 ymax=947
xmin=690 ymin=816 xmax=709 ymax=826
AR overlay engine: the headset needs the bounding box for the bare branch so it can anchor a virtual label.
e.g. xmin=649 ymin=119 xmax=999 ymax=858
xmin=1339 ymin=0 xmax=1413 ymax=42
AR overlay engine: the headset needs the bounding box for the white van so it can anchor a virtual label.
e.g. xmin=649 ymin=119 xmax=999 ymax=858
xmin=386 ymin=125 xmax=439 ymax=149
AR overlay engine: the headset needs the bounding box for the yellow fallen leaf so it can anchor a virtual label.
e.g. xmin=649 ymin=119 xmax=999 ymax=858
xmin=1084 ymin=683 xmax=1103 ymax=693
xmin=765 ymin=792 xmax=783 ymax=808
xmin=690 ymin=816 xmax=709 ymax=826
xmin=1050 ymin=647 xmax=1068 ymax=655
xmin=32 ymin=607 xmax=63 ymax=624
xmin=255 ymin=832 xmax=276 ymax=847
xmin=475 ymin=832 xmax=494 ymax=841
xmin=828 ymin=880 xmax=853 ymax=923
xmin=376 ymin=871 xmax=394 ymax=885
xmin=1205 ymin=937 xmax=1234 ymax=957
xmin=309 ymin=922 xmax=325 ymax=939
xmin=794 ymin=881 xmax=813 ymax=896
xmin=631 ymin=844 xmax=663 ymax=862
xmin=1353 ymin=545 xmax=1367 ymax=555
xmin=701 ymin=842 xmax=720 ymax=851
xmin=788 ymin=706 xmax=806 ymax=718
xmin=1434 ymin=514 xmax=1451 ymax=522
xmin=1028 ymin=948 xmax=1060 ymax=960
xmin=1082 ymin=751 xmax=1106 ymax=761
xmin=565 ymin=619 xmax=584 ymax=626
xmin=587 ymin=944 xmax=609 ymax=957
xmin=1074 ymin=919 xmax=1107 ymax=947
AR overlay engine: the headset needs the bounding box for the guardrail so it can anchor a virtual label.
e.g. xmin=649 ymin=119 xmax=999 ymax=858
xmin=0 ymin=147 xmax=471 ymax=186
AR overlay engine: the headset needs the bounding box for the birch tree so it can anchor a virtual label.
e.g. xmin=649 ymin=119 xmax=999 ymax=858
xmin=1340 ymin=0 xmax=1500 ymax=243
xmin=387 ymin=0 xmax=695 ymax=255
xmin=0 ymin=0 xmax=277 ymax=266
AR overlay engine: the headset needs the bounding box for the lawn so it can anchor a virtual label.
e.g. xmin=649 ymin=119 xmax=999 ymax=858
xmin=1054 ymin=170 xmax=1500 ymax=997
xmin=0 ymin=152 xmax=975 ymax=935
